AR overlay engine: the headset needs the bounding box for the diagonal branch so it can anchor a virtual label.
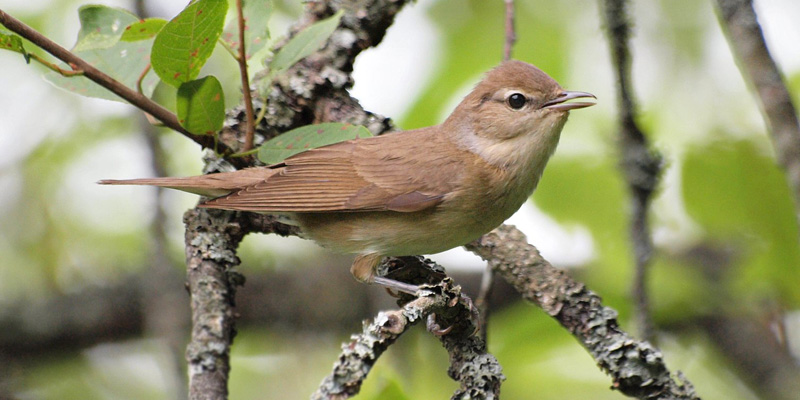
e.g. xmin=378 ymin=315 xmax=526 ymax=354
xmin=714 ymin=0 xmax=800 ymax=235
xmin=0 ymin=8 xmax=231 ymax=155
xmin=466 ymin=225 xmax=699 ymax=400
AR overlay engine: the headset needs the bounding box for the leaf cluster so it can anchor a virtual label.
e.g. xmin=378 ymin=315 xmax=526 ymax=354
xmin=1 ymin=1 xmax=362 ymax=162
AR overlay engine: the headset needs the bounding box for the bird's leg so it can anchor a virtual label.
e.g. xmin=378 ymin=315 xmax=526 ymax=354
xmin=351 ymin=253 xmax=420 ymax=294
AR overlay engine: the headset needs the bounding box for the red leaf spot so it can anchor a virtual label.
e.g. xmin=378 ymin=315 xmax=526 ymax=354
xmin=212 ymin=93 xmax=221 ymax=101
xmin=173 ymin=72 xmax=182 ymax=79
xmin=286 ymin=144 xmax=293 ymax=149
xmin=179 ymin=119 xmax=185 ymax=123
xmin=317 ymin=129 xmax=324 ymax=134
xmin=125 ymin=26 xmax=133 ymax=31
xmin=304 ymin=143 xmax=310 ymax=148
xmin=196 ymin=9 xmax=203 ymax=16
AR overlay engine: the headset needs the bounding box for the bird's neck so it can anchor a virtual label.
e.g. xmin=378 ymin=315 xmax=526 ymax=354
xmin=444 ymin=115 xmax=566 ymax=181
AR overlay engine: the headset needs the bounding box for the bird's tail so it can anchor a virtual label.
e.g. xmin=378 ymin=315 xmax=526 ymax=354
xmin=98 ymin=168 xmax=274 ymax=197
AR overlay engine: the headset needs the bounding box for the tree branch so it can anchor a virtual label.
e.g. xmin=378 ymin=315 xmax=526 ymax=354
xmin=599 ymin=0 xmax=662 ymax=343
xmin=313 ymin=272 xmax=502 ymax=399
xmin=184 ymin=208 xmax=247 ymax=400
xmin=466 ymin=225 xmax=699 ymax=400
xmin=234 ymin=0 xmax=257 ymax=151
xmin=503 ymin=0 xmax=516 ymax=61
xmin=0 ymin=8 xmax=232 ymax=155
xmin=714 ymin=0 xmax=800 ymax=235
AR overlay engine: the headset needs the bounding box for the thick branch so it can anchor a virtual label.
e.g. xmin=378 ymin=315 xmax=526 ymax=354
xmin=600 ymin=0 xmax=662 ymax=342
xmin=714 ymin=0 xmax=800 ymax=231
xmin=313 ymin=270 xmax=502 ymax=400
xmin=184 ymin=209 xmax=247 ymax=400
xmin=466 ymin=225 xmax=699 ymax=400
xmin=0 ymin=9 xmax=231 ymax=155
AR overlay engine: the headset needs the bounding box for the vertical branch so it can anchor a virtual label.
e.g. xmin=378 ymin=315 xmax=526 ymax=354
xmin=503 ymin=0 xmax=516 ymax=61
xmin=184 ymin=209 xmax=246 ymax=400
xmin=600 ymin=0 xmax=662 ymax=343
xmin=715 ymin=0 xmax=800 ymax=234
xmin=477 ymin=0 xmax=519 ymax=344
xmin=132 ymin=1 xmax=189 ymax=395
xmin=235 ymin=0 xmax=257 ymax=151
xmin=141 ymin=118 xmax=190 ymax=400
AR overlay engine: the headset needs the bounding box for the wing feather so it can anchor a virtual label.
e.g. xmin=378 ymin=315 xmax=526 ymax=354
xmin=200 ymin=128 xmax=464 ymax=213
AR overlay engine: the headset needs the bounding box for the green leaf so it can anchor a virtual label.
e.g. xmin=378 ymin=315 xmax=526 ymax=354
xmin=44 ymin=8 xmax=158 ymax=101
xmin=221 ymin=0 xmax=272 ymax=59
xmin=0 ymin=30 xmax=29 ymax=62
xmin=268 ymin=10 xmax=343 ymax=74
xmin=258 ymin=122 xmax=372 ymax=164
xmin=121 ymin=18 xmax=167 ymax=42
xmin=151 ymin=0 xmax=228 ymax=88
xmin=177 ymin=76 xmax=225 ymax=135
xmin=74 ymin=5 xmax=137 ymax=51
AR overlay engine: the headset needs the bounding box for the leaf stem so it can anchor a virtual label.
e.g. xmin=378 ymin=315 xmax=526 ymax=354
xmin=136 ymin=63 xmax=151 ymax=94
xmin=26 ymin=53 xmax=84 ymax=76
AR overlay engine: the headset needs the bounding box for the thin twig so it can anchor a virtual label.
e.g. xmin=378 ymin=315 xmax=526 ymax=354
xmin=473 ymin=265 xmax=494 ymax=344
xmin=0 ymin=8 xmax=230 ymax=155
xmin=466 ymin=225 xmax=699 ymax=399
xmin=715 ymin=0 xmax=800 ymax=235
xmin=600 ymin=0 xmax=661 ymax=343
xmin=474 ymin=0 xmax=518 ymax=344
xmin=235 ymin=0 xmax=257 ymax=151
xmin=503 ymin=0 xmax=516 ymax=61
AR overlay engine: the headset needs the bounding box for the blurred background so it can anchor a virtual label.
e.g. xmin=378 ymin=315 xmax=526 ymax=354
xmin=1 ymin=0 xmax=799 ymax=399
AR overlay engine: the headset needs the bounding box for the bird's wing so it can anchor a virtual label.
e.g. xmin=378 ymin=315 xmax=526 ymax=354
xmin=200 ymin=129 xmax=464 ymax=213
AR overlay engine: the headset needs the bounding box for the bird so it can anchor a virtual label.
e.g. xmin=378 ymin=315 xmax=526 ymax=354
xmin=100 ymin=60 xmax=595 ymax=293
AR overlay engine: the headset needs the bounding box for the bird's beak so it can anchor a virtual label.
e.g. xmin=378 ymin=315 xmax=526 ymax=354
xmin=542 ymin=91 xmax=596 ymax=111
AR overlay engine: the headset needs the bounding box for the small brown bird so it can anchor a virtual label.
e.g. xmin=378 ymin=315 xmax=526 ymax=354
xmin=101 ymin=60 xmax=595 ymax=292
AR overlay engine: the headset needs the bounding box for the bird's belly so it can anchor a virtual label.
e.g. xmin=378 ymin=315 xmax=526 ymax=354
xmin=293 ymin=208 xmax=496 ymax=257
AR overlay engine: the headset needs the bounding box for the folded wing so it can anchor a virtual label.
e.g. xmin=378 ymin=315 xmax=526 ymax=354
xmin=200 ymin=129 xmax=462 ymax=213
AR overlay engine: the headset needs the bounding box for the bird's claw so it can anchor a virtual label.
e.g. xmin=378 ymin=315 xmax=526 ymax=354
xmin=426 ymin=313 xmax=454 ymax=336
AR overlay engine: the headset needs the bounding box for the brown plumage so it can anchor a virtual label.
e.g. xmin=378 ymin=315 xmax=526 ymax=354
xmin=100 ymin=60 xmax=595 ymax=292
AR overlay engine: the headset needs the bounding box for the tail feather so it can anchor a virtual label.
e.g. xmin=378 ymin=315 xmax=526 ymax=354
xmin=98 ymin=168 xmax=275 ymax=197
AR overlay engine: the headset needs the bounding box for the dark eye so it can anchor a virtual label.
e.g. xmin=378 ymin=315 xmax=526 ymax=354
xmin=507 ymin=93 xmax=527 ymax=109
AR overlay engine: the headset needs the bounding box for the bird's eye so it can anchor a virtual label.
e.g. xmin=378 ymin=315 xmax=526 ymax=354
xmin=507 ymin=93 xmax=527 ymax=110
